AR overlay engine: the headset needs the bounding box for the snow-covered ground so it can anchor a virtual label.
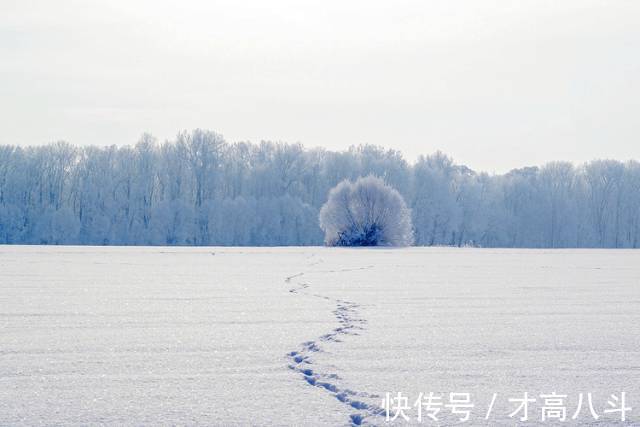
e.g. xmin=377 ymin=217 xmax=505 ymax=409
xmin=1 ymin=246 xmax=639 ymax=426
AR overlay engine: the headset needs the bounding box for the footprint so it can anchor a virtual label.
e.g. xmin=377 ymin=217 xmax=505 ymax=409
xmin=285 ymin=263 xmax=383 ymax=425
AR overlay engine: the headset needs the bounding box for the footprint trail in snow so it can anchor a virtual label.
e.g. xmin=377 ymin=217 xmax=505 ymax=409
xmin=286 ymin=260 xmax=384 ymax=426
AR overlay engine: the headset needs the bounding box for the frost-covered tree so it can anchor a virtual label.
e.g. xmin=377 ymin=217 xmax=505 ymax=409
xmin=319 ymin=175 xmax=413 ymax=246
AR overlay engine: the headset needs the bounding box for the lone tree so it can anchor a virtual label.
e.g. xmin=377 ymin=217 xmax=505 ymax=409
xmin=319 ymin=175 xmax=413 ymax=246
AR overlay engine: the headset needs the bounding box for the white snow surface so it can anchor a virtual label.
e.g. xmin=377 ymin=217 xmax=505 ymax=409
xmin=1 ymin=246 xmax=639 ymax=426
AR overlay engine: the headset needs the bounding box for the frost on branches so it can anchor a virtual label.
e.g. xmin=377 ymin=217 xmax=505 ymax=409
xmin=319 ymin=175 xmax=413 ymax=247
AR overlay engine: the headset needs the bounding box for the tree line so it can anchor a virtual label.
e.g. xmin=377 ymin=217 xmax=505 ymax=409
xmin=0 ymin=129 xmax=638 ymax=247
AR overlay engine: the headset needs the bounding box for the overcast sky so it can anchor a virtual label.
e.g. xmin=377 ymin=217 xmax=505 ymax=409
xmin=1 ymin=0 xmax=639 ymax=172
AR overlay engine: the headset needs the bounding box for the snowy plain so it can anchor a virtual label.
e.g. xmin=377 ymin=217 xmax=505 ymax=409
xmin=1 ymin=246 xmax=639 ymax=426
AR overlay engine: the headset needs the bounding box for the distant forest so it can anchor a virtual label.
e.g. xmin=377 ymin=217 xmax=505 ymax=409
xmin=1 ymin=129 xmax=639 ymax=248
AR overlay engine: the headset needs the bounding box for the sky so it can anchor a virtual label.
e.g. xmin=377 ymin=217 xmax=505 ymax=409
xmin=1 ymin=0 xmax=639 ymax=173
